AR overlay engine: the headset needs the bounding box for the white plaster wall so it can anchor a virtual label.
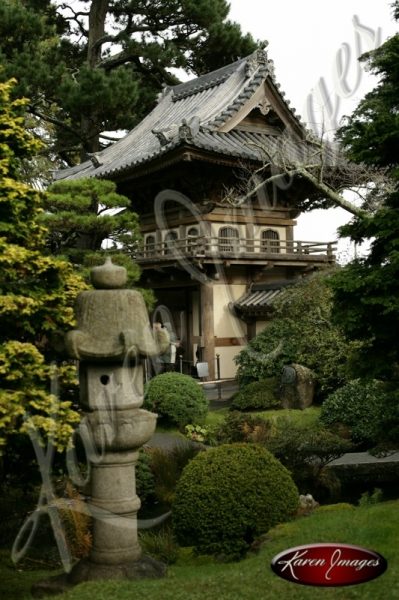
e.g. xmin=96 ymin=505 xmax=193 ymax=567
xmin=213 ymin=284 xmax=247 ymax=338
xmin=256 ymin=320 xmax=268 ymax=335
xmin=215 ymin=346 xmax=245 ymax=379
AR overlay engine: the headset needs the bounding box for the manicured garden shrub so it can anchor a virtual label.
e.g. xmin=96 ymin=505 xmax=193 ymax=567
xmin=230 ymin=378 xmax=280 ymax=411
xmin=264 ymin=418 xmax=352 ymax=501
xmin=173 ymin=443 xmax=298 ymax=559
xmin=215 ymin=411 xmax=272 ymax=444
xmin=320 ymin=379 xmax=399 ymax=446
xmin=144 ymin=372 xmax=208 ymax=428
xmin=135 ymin=449 xmax=156 ymax=504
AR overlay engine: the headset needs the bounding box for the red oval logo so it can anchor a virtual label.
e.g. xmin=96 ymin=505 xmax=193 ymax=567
xmin=271 ymin=543 xmax=387 ymax=586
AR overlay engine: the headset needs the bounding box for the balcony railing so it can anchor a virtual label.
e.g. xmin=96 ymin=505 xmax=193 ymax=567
xmin=137 ymin=236 xmax=336 ymax=263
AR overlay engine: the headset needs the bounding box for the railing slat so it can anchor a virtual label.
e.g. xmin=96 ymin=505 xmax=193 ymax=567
xmin=137 ymin=236 xmax=337 ymax=260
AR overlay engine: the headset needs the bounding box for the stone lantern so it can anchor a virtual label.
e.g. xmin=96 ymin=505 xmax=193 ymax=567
xmin=60 ymin=258 xmax=166 ymax=588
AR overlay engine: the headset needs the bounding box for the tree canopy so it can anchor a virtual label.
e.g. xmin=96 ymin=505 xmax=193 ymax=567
xmin=235 ymin=273 xmax=354 ymax=397
xmin=44 ymin=178 xmax=141 ymax=280
xmin=0 ymin=0 xmax=257 ymax=166
xmin=330 ymin=2 xmax=399 ymax=381
xmin=0 ymin=79 xmax=85 ymax=452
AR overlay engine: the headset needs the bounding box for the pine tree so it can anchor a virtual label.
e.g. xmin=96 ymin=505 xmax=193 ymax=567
xmin=0 ymin=0 xmax=257 ymax=165
xmin=44 ymin=178 xmax=142 ymax=283
xmin=331 ymin=3 xmax=399 ymax=381
xmin=0 ymin=79 xmax=85 ymax=451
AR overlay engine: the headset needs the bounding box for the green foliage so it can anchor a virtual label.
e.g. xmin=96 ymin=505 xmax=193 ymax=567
xmin=147 ymin=445 xmax=202 ymax=505
xmin=337 ymin=26 xmax=399 ymax=172
xmin=173 ymin=443 xmax=298 ymax=559
xmin=0 ymin=80 xmax=85 ymax=451
xmin=0 ymin=0 xmax=257 ymax=163
xmin=230 ymin=378 xmax=280 ymax=411
xmin=215 ymin=411 xmax=273 ymax=444
xmin=184 ymin=424 xmax=216 ymax=445
xmin=235 ymin=274 xmax=353 ymax=397
xmin=43 ymin=178 xmax=144 ymax=288
xmin=332 ymin=10 xmax=399 ymax=380
xmin=136 ymin=450 xmax=156 ymax=505
xmin=2 ymin=500 xmax=399 ymax=600
xmin=144 ymin=373 xmax=208 ymax=428
xmin=320 ymin=380 xmax=399 ymax=447
xmin=264 ymin=419 xmax=352 ymax=499
xmin=358 ymin=488 xmax=384 ymax=507
xmin=139 ymin=526 xmax=179 ymax=565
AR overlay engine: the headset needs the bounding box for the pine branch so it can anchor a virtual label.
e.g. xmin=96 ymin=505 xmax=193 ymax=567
xmin=28 ymin=106 xmax=84 ymax=143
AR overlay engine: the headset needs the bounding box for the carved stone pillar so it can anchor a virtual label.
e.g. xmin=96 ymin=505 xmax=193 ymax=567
xmin=33 ymin=258 xmax=166 ymax=594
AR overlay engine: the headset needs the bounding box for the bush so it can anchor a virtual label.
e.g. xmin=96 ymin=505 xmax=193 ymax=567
xmin=231 ymin=378 xmax=280 ymax=411
xmin=234 ymin=274 xmax=353 ymax=397
xmin=136 ymin=450 xmax=156 ymax=504
xmin=320 ymin=380 xmax=399 ymax=446
xmin=215 ymin=412 xmax=273 ymax=444
xmin=264 ymin=418 xmax=352 ymax=501
xmin=139 ymin=526 xmax=179 ymax=564
xmin=148 ymin=444 xmax=202 ymax=505
xmin=144 ymin=372 xmax=208 ymax=428
xmin=173 ymin=444 xmax=298 ymax=559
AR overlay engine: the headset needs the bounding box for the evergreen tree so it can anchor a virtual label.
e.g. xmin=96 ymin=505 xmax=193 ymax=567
xmin=0 ymin=79 xmax=85 ymax=452
xmin=331 ymin=3 xmax=399 ymax=381
xmin=0 ymin=0 xmax=257 ymax=165
xmin=44 ymin=178 xmax=142 ymax=284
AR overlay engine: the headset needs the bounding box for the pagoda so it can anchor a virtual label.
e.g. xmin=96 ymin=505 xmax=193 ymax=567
xmin=55 ymin=48 xmax=336 ymax=379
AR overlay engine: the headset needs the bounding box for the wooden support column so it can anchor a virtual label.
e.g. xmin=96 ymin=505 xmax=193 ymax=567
xmin=200 ymin=282 xmax=215 ymax=379
xmin=247 ymin=320 xmax=257 ymax=341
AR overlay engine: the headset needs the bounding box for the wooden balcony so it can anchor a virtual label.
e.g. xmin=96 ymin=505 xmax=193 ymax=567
xmin=136 ymin=236 xmax=336 ymax=268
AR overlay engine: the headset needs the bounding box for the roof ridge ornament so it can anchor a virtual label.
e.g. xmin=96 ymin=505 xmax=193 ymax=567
xmin=245 ymin=42 xmax=269 ymax=78
xmin=156 ymin=84 xmax=171 ymax=103
xmin=151 ymin=127 xmax=175 ymax=146
xmin=179 ymin=116 xmax=200 ymax=142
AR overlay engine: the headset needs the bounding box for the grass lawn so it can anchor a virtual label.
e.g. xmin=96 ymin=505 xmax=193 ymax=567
xmin=1 ymin=500 xmax=397 ymax=600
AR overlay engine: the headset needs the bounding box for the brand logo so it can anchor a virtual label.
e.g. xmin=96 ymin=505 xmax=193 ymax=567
xmin=271 ymin=543 xmax=387 ymax=587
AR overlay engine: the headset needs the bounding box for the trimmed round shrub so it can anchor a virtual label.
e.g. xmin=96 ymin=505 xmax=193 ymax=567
xmin=173 ymin=444 xmax=298 ymax=559
xmin=144 ymin=372 xmax=208 ymax=428
xmin=320 ymin=379 xmax=398 ymax=446
xmin=231 ymin=378 xmax=280 ymax=411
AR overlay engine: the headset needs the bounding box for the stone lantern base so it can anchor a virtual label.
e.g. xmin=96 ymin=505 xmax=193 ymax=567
xmin=31 ymin=556 xmax=166 ymax=598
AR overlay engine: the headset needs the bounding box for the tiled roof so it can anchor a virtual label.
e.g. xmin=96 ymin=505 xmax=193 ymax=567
xmin=54 ymin=48 xmax=333 ymax=181
xmin=234 ymin=280 xmax=297 ymax=316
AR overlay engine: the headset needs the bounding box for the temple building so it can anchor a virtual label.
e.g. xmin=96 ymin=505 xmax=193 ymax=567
xmin=55 ymin=48 xmax=336 ymax=379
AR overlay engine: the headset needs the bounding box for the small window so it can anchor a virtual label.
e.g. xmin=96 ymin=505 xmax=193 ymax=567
xmin=187 ymin=226 xmax=199 ymax=238
xmin=218 ymin=226 xmax=239 ymax=253
xmin=261 ymin=229 xmax=280 ymax=253
xmin=186 ymin=227 xmax=200 ymax=253
xmin=164 ymin=231 xmax=178 ymax=255
xmin=145 ymin=234 xmax=156 ymax=257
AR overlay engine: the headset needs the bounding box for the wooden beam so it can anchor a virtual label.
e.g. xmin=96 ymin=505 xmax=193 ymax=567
xmin=214 ymin=337 xmax=247 ymax=347
xmin=200 ymin=282 xmax=215 ymax=379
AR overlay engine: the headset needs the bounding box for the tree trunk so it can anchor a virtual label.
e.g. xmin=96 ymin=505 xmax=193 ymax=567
xmin=81 ymin=0 xmax=109 ymax=158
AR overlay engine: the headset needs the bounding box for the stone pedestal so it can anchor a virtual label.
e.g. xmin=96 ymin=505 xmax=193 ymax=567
xmin=32 ymin=259 xmax=166 ymax=596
